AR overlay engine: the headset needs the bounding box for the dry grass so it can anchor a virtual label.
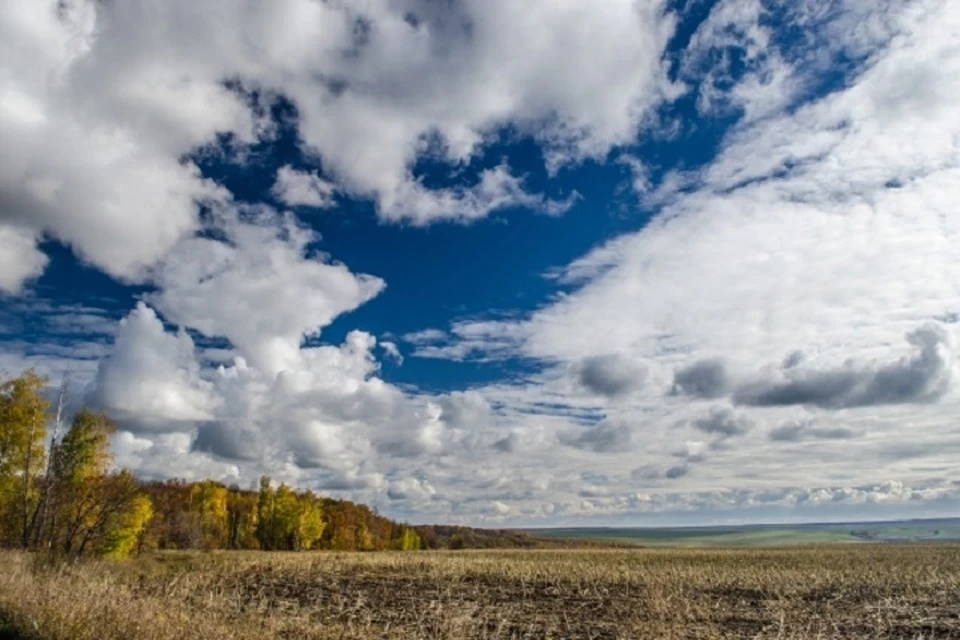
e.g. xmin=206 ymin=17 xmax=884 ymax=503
xmin=2 ymin=545 xmax=960 ymax=639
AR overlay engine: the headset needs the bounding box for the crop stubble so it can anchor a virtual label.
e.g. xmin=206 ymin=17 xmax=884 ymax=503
xmin=1 ymin=545 xmax=959 ymax=639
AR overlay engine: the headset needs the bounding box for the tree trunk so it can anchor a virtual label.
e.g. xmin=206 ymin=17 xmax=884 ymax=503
xmin=19 ymin=417 xmax=37 ymax=549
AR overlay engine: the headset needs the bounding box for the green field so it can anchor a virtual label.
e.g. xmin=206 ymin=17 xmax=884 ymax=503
xmin=527 ymin=517 xmax=960 ymax=547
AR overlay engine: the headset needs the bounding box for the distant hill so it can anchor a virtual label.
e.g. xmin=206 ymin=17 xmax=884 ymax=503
xmin=524 ymin=517 xmax=960 ymax=548
xmin=413 ymin=524 xmax=619 ymax=549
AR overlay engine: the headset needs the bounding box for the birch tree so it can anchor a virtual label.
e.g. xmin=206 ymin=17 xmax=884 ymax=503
xmin=0 ymin=371 xmax=49 ymax=547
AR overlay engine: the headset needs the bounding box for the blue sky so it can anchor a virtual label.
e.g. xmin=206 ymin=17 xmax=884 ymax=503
xmin=3 ymin=0 xmax=960 ymax=526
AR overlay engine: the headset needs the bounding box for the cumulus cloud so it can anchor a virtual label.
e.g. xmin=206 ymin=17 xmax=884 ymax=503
xmin=90 ymin=303 xmax=218 ymax=432
xmin=86 ymin=294 xmax=431 ymax=491
xmin=387 ymin=477 xmax=437 ymax=502
xmin=671 ymin=358 xmax=729 ymax=399
xmin=0 ymin=226 xmax=48 ymax=294
xmin=492 ymin=433 xmax=520 ymax=454
xmin=734 ymin=326 xmax=952 ymax=409
xmin=436 ymin=391 xmax=492 ymax=429
xmin=0 ymin=0 xmax=239 ymax=284
xmin=113 ymin=431 xmax=240 ymax=483
xmin=373 ymin=391 xmax=492 ymax=460
xmin=563 ymin=420 xmax=637 ymax=453
xmin=149 ymin=208 xmax=384 ymax=376
xmin=315 ymin=469 xmax=387 ymax=493
xmin=576 ymin=354 xmax=646 ymax=397
xmin=631 ymin=461 xmax=694 ymax=482
xmin=664 ymin=465 xmax=689 ymax=480
xmin=689 ymin=407 xmax=752 ymax=439
xmin=374 ymin=403 xmax=448 ymax=459
xmin=192 ymin=421 xmax=262 ymax=462
xmin=81 ymin=246 xmax=505 ymax=504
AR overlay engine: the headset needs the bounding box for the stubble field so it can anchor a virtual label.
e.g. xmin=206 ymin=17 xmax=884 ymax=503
xmin=1 ymin=545 xmax=960 ymax=639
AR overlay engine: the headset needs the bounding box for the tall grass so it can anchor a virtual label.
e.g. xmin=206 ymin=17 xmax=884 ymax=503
xmin=2 ymin=545 xmax=959 ymax=639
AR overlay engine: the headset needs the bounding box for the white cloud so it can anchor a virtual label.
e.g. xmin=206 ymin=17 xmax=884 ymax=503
xmin=272 ymin=165 xmax=336 ymax=208
xmin=113 ymin=431 xmax=241 ymax=484
xmin=377 ymin=164 xmax=578 ymax=225
xmin=403 ymin=328 xmax=448 ymax=345
xmin=574 ymin=354 xmax=646 ymax=398
xmin=681 ymin=0 xmax=798 ymax=122
xmin=505 ymin=0 xmax=960 ymax=373
xmin=380 ymin=341 xmax=403 ymax=364
xmin=0 ymin=0 xmax=241 ymax=283
xmin=90 ymin=301 xmax=408 ymax=487
xmin=388 ymin=477 xmax=437 ymax=502
xmin=0 ymin=225 xmax=47 ymax=293
xmin=85 ymin=299 xmax=502 ymax=505
xmin=0 ymin=0 xmax=678 ymax=288
xmin=436 ymin=391 xmax=491 ymax=429
xmin=91 ymin=302 xmax=218 ymax=432
xmin=406 ymin=319 xmax=530 ymax=361
xmin=148 ymin=207 xmax=384 ymax=376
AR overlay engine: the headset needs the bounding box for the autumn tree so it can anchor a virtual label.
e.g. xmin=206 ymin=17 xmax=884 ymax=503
xmin=296 ymin=491 xmax=326 ymax=550
xmin=273 ymin=483 xmax=301 ymax=549
xmin=256 ymin=478 xmax=306 ymax=550
xmin=226 ymin=487 xmax=259 ymax=549
xmin=139 ymin=480 xmax=199 ymax=550
xmin=0 ymin=371 xmax=49 ymax=548
xmin=255 ymin=475 xmax=276 ymax=549
xmin=253 ymin=478 xmax=333 ymax=551
xmin=393 ymin=525 xmax=423 ymax=551
xmin=100 ymin=487 xmax=154 ymax=558
xmin=190 ymin=480 xmax=228 ymax=549
xmin=45 ymin=410 xmax=150 ymax=558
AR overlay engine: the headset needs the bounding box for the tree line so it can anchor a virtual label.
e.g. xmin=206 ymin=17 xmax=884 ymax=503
xmin=140 ymin=478 xmax=423 ymax=552
xmin=0 ymin=371 xmax=424 ymax=559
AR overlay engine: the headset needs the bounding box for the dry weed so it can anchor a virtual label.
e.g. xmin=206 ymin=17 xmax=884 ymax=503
xmin=2 ymin=545 xmax=959 ymax=639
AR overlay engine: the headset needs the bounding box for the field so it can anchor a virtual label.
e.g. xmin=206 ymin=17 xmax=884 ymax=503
xmin=2 ymin=545 xmax=960 ymax=639
xmin=528 ymin=518 xmax=960 ymax=547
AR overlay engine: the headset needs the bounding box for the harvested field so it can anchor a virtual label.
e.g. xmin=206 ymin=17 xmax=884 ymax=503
xmin=2 ymin=545 xmax=960 ymax=639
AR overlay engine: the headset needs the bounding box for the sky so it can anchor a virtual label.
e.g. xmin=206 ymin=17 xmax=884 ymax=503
xmin=2 ymin=0 xmax=960 ymax=527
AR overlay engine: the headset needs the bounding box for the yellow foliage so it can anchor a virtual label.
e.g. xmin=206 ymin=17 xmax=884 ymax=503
xmin=53 ymin=409 xmax=114 ymax=484
xmin=296 ymin=498 xmax=326 ymax=550
xmin=0 ymin=370 xmax=49 ymax=545
xmin=102 ymin=494 xmax=154 ymax=559
xmin=191 ymin=481 xmax=228 ymax=520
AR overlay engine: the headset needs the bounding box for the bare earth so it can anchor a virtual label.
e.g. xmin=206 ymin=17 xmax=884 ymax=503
xmin=2 ymin=545 xmax=960 ymax=639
